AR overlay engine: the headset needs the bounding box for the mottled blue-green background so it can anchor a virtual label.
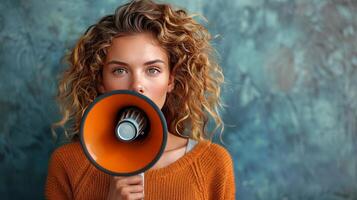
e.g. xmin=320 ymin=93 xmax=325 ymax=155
xmin=0 ymin=0 xmax=356 ymax=199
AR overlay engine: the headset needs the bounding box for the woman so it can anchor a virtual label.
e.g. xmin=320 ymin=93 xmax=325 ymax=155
xmin=46 ymin=0 xmax=235 ymax=199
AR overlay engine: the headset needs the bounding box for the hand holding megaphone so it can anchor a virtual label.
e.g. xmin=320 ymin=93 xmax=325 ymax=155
xmin=106 ymin=174 xmax=144 ymax=200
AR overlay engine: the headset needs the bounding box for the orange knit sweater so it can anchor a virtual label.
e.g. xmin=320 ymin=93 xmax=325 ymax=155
xmin=45 ymin=140 xmax=235 ymax=200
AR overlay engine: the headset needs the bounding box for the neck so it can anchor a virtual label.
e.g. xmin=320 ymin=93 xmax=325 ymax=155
xmin=164 ymin=132 xmax=188 ymax=152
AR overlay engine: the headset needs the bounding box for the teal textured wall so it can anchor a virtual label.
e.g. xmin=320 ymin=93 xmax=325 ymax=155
xmin=0 ymin=0 xmax=356 ymax=199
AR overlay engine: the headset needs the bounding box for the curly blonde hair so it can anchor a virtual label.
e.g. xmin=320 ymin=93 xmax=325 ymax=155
xmin=53 ymin=0 xmax=224 ymax=141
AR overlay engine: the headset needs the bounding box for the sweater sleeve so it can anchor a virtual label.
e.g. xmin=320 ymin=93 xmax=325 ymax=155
xmin=203 ymin=143 xmax=236 ymax=200
xmin=45 ymin=148 xmax=73 ymax=200
xmin=222 ymin=152 xmax=235 ymax=200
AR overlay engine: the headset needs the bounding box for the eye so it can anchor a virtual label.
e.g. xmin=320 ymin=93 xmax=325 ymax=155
xmin=147 ymin=67 xmax=161 ymax=75
xmin=112 ymin=67 xmax=127 ymax=75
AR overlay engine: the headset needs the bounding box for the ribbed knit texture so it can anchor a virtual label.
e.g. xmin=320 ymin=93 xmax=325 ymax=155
xmin=45 ymin=140 xmax=235 ymax=200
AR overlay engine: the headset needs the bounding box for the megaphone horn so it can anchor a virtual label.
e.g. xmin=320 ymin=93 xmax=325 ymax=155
xmin=80 ymin=90 xmax=168 ymax=177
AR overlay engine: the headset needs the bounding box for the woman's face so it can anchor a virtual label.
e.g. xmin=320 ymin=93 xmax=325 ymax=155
xmin=99 ymin=32 xmax=174 ymax=109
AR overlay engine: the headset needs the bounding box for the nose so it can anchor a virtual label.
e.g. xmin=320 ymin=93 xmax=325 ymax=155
xmin=131 ymin=74 xmax=145 ymax=94
xmin=134 ymin=85 xmax=144 ymax=94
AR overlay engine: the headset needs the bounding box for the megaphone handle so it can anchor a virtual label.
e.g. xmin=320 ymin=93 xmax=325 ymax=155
xmin=140 ymin=172 xmax=145 ymax=199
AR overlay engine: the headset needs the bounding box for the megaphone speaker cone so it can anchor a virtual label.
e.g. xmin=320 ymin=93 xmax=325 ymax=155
xmin=80 ymin=90 xmax=167 ymax=176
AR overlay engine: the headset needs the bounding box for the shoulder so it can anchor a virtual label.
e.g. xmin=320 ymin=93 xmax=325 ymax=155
xmin=46 ymin=142 xmax=92 ymax=198
xmin=50 ymin=142 xmax=83 ymax=161
xmin=207 ymin=142 xmax=233 ymax=160
xmin=198 ymin=140 xmax=234 ymax=171
xmin=48 ymin=141 xmax=88 ymax=173
xmin=198 ymin=141 xmax=236 ymax=198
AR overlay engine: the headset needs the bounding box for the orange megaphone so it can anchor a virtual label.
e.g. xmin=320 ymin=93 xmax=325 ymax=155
xmin=80 ymin=90 xmax=167 ymax=176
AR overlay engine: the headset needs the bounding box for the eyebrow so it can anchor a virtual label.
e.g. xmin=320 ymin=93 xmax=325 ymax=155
xmin=107 ymin=59 xmax=166 ymax=66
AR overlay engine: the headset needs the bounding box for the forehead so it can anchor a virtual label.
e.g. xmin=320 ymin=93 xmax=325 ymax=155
xmin=105 ymin=33 xmax=168 ymax=64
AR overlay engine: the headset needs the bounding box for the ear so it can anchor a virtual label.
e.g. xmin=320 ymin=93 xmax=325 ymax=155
xmin=97 ymin=82 xmax=105 ymax=94
xmin=168 ymin=74 xmax=175 ymax=93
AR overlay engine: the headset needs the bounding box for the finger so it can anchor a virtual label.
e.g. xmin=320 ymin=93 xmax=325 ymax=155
xmin=115 ymin=175 xmax=143 ymax=186
xmin=113 ymin=175 xmax=142 ymax=182
xmin=118 ymin=185 xmax=143 ymax=198
xmin=124 ymin=185 xmax=144 ymax=193
xmin=130 ymin=191 xmax=144 ymax=200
